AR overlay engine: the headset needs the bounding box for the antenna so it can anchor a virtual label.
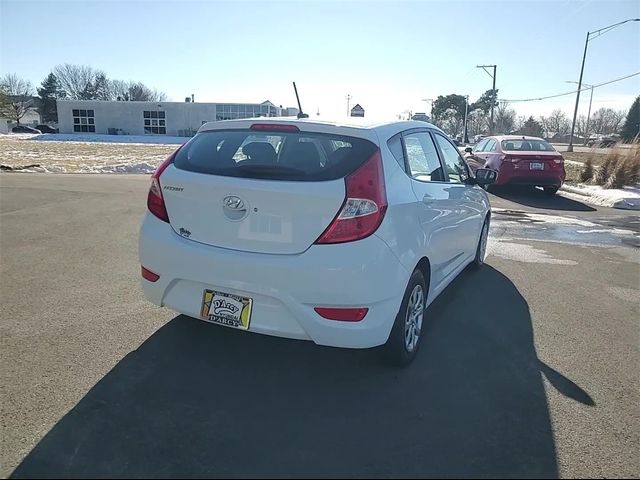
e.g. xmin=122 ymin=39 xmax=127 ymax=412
xmin=292 ymin=82 xmax=309 ymax=119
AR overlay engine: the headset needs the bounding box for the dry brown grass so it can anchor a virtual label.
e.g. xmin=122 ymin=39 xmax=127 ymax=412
xmin=579 ymin=142 xmax=640 ymax=189
xmin=0 ymin=135 xmax=178 ymax=172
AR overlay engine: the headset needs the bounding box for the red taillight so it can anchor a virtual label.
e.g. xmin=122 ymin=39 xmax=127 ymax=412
xmin=314 ymin=307 xmax=368 ymax=322
xmin=553 ymin=156 xmax=564 ymax=164
xmin=315 ymin=150 xmax=387 ymax=244
xmin=147 ymin=153 xmax=174 ymax=222
xmin=141 ymin=266 xmax=160 ymax=282
xmin=250 ymin=123 xmax=300 ymax=132
xmin=502 ymin=154 xmax=516 ymax=162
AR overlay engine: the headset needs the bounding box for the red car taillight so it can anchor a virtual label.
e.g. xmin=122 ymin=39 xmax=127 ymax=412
xmin=315 ymin=150 xmax=387 ymax=244
xmin=147 ymin=153 xmax=175 ymax=223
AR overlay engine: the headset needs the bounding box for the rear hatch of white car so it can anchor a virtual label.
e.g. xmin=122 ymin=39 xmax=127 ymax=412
xmin=149 ymin=123 xmax=386 ymax=254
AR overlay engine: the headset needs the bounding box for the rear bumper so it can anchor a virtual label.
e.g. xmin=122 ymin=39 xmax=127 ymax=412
xmin=495 ymin=163 xmax=565 ymax=187
xmin=139 ymin=214 xmax=410 ymax=348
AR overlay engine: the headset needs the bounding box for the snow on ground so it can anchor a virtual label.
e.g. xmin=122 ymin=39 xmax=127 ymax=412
xmin=0 ymin=133 xmax=177 ymax=174
xmin=29 ymin=133 xmax=188 ymax=145
xmin=560 ymin=184 xmax=640 ymax=210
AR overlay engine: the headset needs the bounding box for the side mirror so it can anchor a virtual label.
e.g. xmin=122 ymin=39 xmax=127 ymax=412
xmin=464 ymin=146 xmax=473 ymax=153
xmin=475 ymin=168 xmax=497 ymax=186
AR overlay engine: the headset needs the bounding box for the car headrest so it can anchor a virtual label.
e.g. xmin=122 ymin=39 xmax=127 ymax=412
xmin=241 ymin=142 xmax=277 ymax=164
xmin=283 ymin=142 xmax=321 ymax=168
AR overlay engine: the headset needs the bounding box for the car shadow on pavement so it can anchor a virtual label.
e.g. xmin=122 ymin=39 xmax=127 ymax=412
xmin=12 ymin=265 xmax=593 ymax=479
xmin=492 ymin=186 xmax=597 ymax=212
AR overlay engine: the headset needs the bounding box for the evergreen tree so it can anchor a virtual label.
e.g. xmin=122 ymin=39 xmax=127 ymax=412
xmin=620 ymin=96 xmax=640 ymax=142
xmin=518 ymin=116 xmax=544 ymax=137
xmin=37 ymin=73 xmax=65 ymax=123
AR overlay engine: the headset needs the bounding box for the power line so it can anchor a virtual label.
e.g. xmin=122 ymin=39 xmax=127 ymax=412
xmin=502 ymin=71 xmax=640 ymax=103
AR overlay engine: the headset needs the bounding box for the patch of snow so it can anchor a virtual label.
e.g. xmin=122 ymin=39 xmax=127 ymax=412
xmin=564 ymin=159 xmax=584 ymax=165
xmin=561 ymin=184 xmax=640 ymax=210
xmin=486 ymin=238 xmax=578 ymax=265
xmin=78 ymin=162 xmax=157 ymax=174
xmin=575 ymin=228 xmax=635 ymax=235
xmin=30 ymin=133 xmax=188 ymax=145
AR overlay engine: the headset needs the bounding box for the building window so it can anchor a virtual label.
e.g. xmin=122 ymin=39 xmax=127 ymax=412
xmin=143 ymin=111 xmax=166 ymax=134
xmin=72 ymin=109 xmax=95 ymax=132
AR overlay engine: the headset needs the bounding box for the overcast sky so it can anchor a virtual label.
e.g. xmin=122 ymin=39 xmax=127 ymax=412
xmin=1 ymin=0 xmax=639 ymax=119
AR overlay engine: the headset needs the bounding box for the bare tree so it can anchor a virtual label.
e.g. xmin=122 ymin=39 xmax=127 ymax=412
xmin=467 ymin=109 xmax=489 ymax=137
xmin=575 ymin=114 xmax=588 ymax=138
xmin=53 ymin=64 xmax=108 ymax=100
xmin=112 ymin=80 xmax=166 ymax=102
xmin=514 ymin=115 xmax=526 ymax=133
xmin=0 ymin=73 xmax=35 ymax=125
xmin=494 ymin=101 xmax=516 ymax=134
xmin=546 ymin=109 xmax=570 ymax=136
xmin=590 ymin=108 xmax=628 ymax=135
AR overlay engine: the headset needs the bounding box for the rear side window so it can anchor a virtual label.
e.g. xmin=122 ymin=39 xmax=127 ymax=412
xmin=501 ymin=139 xmax=555 ymax=151
xmin=174 ymin=130 xmax=377 ymax=181
xmin=474 ymin=139 xmax=488 ymax=152
xmin=484 ymin=139 xmax=497 ymax=152
xmin=387 ymin=133 xmax=406 ymax=171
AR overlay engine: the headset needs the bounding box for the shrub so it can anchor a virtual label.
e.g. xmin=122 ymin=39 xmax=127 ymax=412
xmin=599 ymin=142 xmax=640 ymax=189
xmin=579 ymin=158 xmax=594 ymax=183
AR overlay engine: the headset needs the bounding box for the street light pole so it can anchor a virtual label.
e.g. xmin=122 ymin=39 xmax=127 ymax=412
xmin=567 ymin=18 xmax=640 ymax=152
xmin=345 ymin=94 xmax=352 ymax=116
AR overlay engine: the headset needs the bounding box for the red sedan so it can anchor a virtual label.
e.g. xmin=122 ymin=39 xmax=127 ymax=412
xmin=464 ymin=136 xmax=565 ymax=195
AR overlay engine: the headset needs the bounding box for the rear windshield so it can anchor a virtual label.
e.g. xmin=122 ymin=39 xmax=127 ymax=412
xmin=174 ymin=129 xmax=378 ymax=181
xmin=501 ymin=139 xmax=555 ymax=152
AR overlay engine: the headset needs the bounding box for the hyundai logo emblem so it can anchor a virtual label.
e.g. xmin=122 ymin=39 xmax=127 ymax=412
xmin=223 ymin=195 xmax=245 ymax=211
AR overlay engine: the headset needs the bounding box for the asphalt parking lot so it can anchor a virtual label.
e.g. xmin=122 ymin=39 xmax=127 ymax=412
xmin=1 ymin=174 xmax=638 ymax=478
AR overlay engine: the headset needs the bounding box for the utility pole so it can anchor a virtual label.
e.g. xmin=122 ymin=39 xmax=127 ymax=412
xmin=566 ymin=81 xmax=594 ymax=144
xmin=463 ymin=95 xmax=469 ymax=144
xmin=345 ymin=94 xmax=352 ymax=116
xmin=476 ymin=65 xmax=497 ymax=134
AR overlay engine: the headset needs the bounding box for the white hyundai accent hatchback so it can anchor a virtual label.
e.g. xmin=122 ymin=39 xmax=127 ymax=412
xmin=139 ymin=118 xmax=496 ymax=365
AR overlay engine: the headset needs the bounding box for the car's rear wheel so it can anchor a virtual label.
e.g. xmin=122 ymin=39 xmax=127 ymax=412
xmin=384 ymin=269 xmax=426 ymax=366
xmin=472 ymin=217 xmax=490 ymax=269
xmin=543 ymin=186 xmax=559 ymax=195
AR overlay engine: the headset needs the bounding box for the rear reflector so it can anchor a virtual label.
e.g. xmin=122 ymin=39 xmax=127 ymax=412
xmin=141 ymin=266 xmax=160 ymax=282
xmin=250 ymin=123 xmax=300 ymax=132
xmin=314 ymin=307 xmax=368 ymax=322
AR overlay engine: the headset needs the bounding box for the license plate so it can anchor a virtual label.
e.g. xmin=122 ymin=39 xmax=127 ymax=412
xmin=201 ymin=289 xmax=253 ymax=330
xmin=530 ymin=162 xmax=544 ymax=170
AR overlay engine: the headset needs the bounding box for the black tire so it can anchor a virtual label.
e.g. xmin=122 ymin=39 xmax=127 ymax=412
xmin=543 ymin=186 xmax=559 ymax=196
xmin=472 ymin=217 xmax=490 ymax=269
xmin=384 ymin=269 xmax=427 ymax=366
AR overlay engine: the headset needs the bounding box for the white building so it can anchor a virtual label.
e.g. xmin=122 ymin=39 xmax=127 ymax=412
xmin=56 ymin=99 xmax=299 ymax=136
